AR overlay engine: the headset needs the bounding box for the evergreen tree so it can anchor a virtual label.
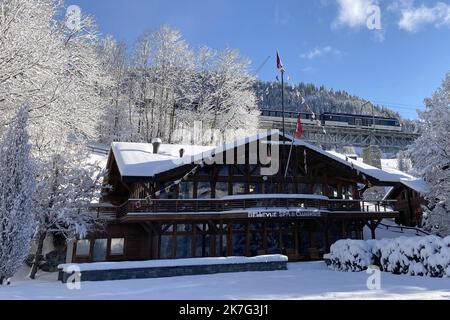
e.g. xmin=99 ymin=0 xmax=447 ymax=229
xmin=0 ymin=106 xmax=35 ymax=284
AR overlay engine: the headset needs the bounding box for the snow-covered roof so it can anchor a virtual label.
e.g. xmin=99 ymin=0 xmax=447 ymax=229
xmin=111 ymin=130 xmax=279 ymax=178
xmin=278 ymin=135 xmax=421 ymax=185
xmin=383 ymin=178 xmax=430 ymax=200
xmin=326 ymin=150 xmax=416 ymax=182
xmin=400 ymin=179 xmax=430 ymax=194
xmin=111 ymin=142 xmax=214 ymax=177
xmin=110 ymin=130 xmax=428 ymax=189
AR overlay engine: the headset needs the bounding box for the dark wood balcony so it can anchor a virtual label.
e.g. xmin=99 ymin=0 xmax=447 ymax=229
xmin=92 ymin=195 xmax=397 ymax=219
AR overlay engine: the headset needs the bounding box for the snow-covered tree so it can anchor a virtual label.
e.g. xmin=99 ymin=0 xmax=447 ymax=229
xmin=97 ymin=36 xmax=132 ymax=144
xmin=194 ymin=47 xmax=259 ymax=142
xmin=104 ymin=25 xmax=259 ymax=145
xmin=0 ymin=106 xmax=35 ymax=284
xmin=0 ymin=0 xmax=108 ymax=145
xmin=409 ymin=73 xmax=450 ymax=236
xmin=128 ymin=25 xmax=196 ymax=143
xmin=397 ymin=150 xmax=412 ymax=173
xmin=29 ymin=145 xmax=106 ymax=279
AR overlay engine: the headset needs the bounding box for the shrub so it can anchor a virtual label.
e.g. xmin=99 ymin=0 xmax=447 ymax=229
xmin=326 ymin=236 xmax=450 ymax=278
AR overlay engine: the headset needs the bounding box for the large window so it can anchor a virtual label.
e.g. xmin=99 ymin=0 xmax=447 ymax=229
xmin=110 ymin=238 xmax=124 ymax=256
xmin=263 ymin=183 xmax=277 ymax=194
xmin=217 ymin=165 xmax=229 ymax=177
xmin=195 ymin=233 xmax=211 ymax=257
xmin=283 ymin=183 xmax=295 ymax=193
xmin=215 ymin=182 xmax=229 ymax=198
xmin=298 ymin=183 xmax=310 ymax=194
xmin=179 ymin=181 xmax=194 ymax=199
xmin=159 ymin=184 xmax=177 ymax=199
xmin=249 ymin=223 xmax=264 ymax=256
xmin=248 ymin=183 xmax=261 ymax=194
xmin=231 ymin=223 xmax=246 ymax=256
xmin=329 ymin=184 xmax=339 ymax=198
xmin=266 ymin=223 xmax=281 ymax=254
xmin=92 ymin=239 xmax=107 ymax=262
xmin=75 ymin=239 xmax=90 ymax=257
xmin=343 ymin=185 xmax=354 ymax=200
xmin=160 ymin=235 xmax=173 ymax=259
xmin=176 ymin=235 xmax=193 ymax=258
xmin=197 ymin=181 xmax=211 ymax=199
xmin=313 ymin=184 xmax=323 ymax=195
xmin=232 ymin=183 xmax=246 ymax=195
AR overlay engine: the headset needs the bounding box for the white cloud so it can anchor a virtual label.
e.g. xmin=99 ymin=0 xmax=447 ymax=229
xmin=300 ymin=46 xmax=342 ymax=59
xmin=397 ymin=2 xmax=450 ymax=32
xmin=334 ymin=0 xmax=377 ymax=28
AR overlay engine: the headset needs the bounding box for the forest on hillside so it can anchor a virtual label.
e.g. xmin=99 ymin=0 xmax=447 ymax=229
xmin=255 ymin=81 xmax=420 ymax=132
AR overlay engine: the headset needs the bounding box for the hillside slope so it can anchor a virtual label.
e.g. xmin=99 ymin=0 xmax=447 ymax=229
xmin=255 ymin=81 xmax=419 ymax=132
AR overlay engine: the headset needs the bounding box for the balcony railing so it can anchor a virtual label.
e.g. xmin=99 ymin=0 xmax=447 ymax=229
xmin=107 ymin=197 xmax=397 ymax=218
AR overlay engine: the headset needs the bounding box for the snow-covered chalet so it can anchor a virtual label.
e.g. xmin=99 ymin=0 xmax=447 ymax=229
xmin=69 ymin=130 xmax=426 ymax=263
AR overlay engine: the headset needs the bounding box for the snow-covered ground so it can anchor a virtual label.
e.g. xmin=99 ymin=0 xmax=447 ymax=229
xmin=1 ymin=262 xmax=449 ymax=300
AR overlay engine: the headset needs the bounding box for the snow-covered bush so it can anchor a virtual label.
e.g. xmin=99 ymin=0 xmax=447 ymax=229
xmin=326 ymin=236 xmax=450 ymax=278
xmin=327 ymin=240 xmax=374 ymax=272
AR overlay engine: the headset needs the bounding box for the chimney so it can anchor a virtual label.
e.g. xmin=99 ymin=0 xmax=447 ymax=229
xmin=151 ymin=138 xmax=162 ymax=154
xmin=179 ymin=148 xmax=185 ymax=158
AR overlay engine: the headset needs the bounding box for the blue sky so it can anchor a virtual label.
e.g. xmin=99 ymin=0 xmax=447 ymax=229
xmin=69 ymin=0 xmax=450 ymax=119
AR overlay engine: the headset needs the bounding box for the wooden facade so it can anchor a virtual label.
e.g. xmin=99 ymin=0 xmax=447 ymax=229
xmin=72 ymin=133 xmax=399 ymax=263
xmin=385 ymin=184 xmax=426 ymax=227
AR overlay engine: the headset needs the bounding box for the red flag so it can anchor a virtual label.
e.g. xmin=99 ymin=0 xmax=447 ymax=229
xmin=295 ymin=113 xmax=303 ymax=139
xmin=276 ymin=51 xmax=284 ymax=74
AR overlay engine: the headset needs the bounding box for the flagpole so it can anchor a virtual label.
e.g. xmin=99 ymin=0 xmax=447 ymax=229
xmin=281 ymin=69 xmax=286 ymax=180
xmin=281 ymin=70 xmax=285 ymax=143
xmin=284 ymin=134 xmax=295 ymax=178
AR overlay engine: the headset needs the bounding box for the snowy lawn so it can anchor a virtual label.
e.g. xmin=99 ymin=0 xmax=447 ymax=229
xmin=1 ymin=262 xmax=450 ymax=300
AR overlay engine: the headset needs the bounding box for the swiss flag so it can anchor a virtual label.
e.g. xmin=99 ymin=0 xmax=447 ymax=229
xmin=276 ymin=51 xmax=284 ymax=74
xmin=295 ymin=113 xmax=303 ymax=139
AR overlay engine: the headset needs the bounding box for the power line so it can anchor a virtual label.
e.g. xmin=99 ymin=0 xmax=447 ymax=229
xmin=254 ymin=55 xmax=271 ymax=75
xmin=367 ymin=99 xmax=424 ymax=110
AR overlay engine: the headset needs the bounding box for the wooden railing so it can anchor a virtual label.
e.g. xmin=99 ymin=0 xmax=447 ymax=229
xmin=107 ymin=198 xmax=397 ymax=218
